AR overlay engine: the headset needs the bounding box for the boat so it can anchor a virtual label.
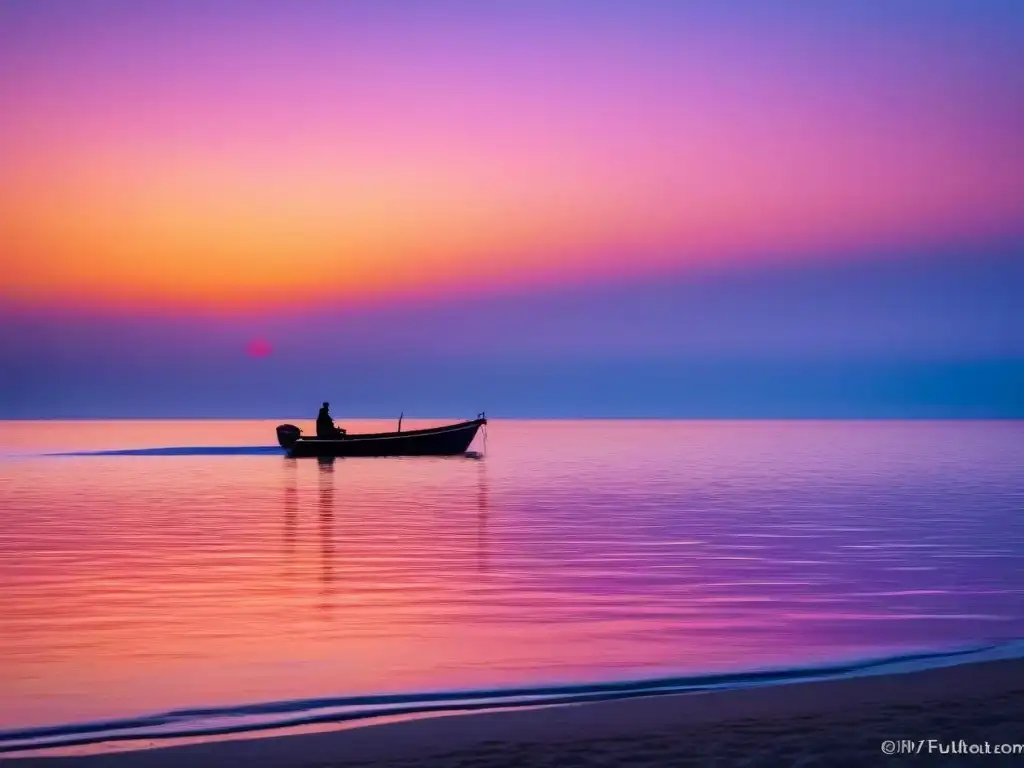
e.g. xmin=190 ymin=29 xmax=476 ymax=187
xmin=275 ymin=414 xmax=487 ymax=458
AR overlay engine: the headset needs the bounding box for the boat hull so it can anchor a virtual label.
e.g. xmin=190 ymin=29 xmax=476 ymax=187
xmin=279 ymin=418 xmax=485 ymax=458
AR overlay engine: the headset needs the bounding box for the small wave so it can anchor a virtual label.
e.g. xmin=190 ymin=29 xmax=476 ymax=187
xmin=45 ymin=446 xmax=284 ymax=457
xmin=1 ymin=640 xmax=1021 ymax=755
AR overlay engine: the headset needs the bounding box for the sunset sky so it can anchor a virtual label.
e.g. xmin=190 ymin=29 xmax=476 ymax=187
xmin=2 ymin=0 xmax=1022 ymax=417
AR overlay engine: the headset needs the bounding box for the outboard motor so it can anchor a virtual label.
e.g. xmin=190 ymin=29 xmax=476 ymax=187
xmin=276 ymin=424 xmax=302 ymax=449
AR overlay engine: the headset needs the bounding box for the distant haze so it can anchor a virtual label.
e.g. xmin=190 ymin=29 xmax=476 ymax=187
xmin=3 ymin=248 xmax=1021 ymax=418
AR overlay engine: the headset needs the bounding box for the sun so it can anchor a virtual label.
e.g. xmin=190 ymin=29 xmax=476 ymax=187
xmin=246 ymin=338 xmax=273 ymax=358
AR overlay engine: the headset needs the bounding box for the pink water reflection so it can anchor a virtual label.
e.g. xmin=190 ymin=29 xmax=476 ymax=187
xmin=1 ymin=420 xmax=1022 ymax=731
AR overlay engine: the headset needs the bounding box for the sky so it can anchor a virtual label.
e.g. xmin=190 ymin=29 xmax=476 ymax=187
xmin=1 ymin=0 xmax=1022 ymax=418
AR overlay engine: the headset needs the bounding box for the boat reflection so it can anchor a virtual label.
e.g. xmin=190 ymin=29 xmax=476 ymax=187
xmin=477 ymin=458 xmax=490 ymax=573
xmin=279 ymin=457 xmax=335 ymax=609
xmin=282 ymin=459 xmax=297 ymax=579
xmin=318 ymin=457 xmax=335 ymax=607
xmin=280 ymin=453 xmax=490 ymax=615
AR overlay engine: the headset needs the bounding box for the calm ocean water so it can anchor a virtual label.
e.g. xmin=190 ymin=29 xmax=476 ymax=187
xmin=1 ymin=419 xmax=1023 ymax=752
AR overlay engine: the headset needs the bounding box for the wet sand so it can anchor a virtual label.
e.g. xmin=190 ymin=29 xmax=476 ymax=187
xmin=9 ymin=658 xmax=1024 ymax=767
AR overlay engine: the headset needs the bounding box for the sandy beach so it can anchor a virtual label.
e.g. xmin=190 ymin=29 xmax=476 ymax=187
xmin=8 ymin=657 xmax=1024 ymax=767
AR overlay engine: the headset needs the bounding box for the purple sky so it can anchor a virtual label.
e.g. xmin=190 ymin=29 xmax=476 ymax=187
xmin=1 ymin=1 xmax=1022 ymax=417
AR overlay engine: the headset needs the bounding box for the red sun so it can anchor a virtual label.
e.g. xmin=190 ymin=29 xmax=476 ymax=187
xmin=246 ymin=338 xmax=273 ymax=358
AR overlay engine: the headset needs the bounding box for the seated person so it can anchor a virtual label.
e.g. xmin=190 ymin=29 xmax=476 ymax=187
xmin=316 ymin=401 xmax=346 ymax=438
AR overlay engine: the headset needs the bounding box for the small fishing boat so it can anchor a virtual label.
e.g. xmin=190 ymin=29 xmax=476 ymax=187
xmin=275 ymin=414 xmax=487 ymax=458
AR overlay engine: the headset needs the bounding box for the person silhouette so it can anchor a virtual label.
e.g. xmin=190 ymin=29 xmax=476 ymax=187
xmin=316 ymin=402 xmax=346 ymax=438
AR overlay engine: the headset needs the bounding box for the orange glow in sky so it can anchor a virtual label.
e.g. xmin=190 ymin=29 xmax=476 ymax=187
xmin=2 ymin=3 xmax=1021 ymax=311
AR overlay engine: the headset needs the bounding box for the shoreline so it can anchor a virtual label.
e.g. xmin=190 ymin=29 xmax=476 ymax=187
xmin=8 ymin=655 xmax=1024 ymax=766
xmin=2 ymin=642 xmax=1016 ymax=755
